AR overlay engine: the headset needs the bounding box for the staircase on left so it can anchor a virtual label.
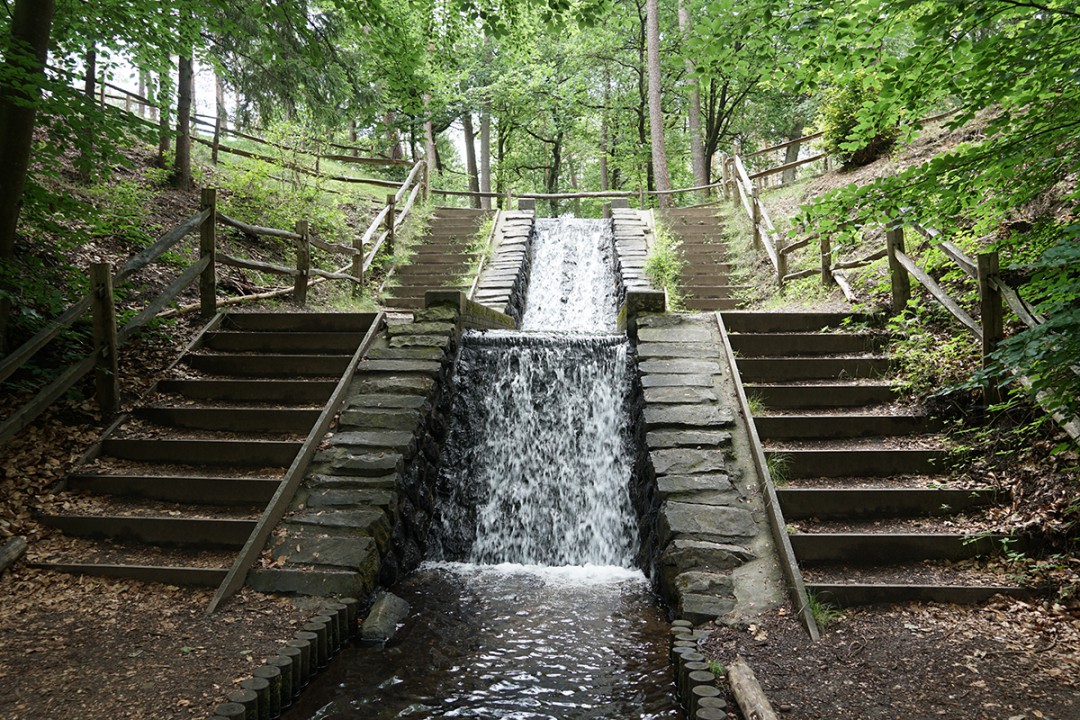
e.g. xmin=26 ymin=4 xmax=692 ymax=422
xmin=30 ymin=311 xmax=380 ymax=589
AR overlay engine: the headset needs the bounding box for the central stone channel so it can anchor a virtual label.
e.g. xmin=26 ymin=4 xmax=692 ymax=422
xmin=288 ymin=218 xmax=682 ymax=719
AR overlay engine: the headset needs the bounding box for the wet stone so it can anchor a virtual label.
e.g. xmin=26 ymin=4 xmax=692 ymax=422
xmin=248 ymin=568 xmax=369 ymax=598
xmin=387 ymin=321 xmax=456 ymax=337
xmin=347 ymin=393 xmax=428 ymax=410
xmin=339 ymin=408 xmax=421 ymax=431
xmin=327 ymin=450 xmax=403 ymax=476
xmin=679 ymin=593 xmax=736 ymax=625
xmin=357 ymin=359 xmax=442 ymax=375
xmin=308 ymin=473 xmax=398 ymax=490
xmin=638 ymin=359 xmax=722 ymax=375
xmin=305 ymin=488 xmax=397 ymax=514
xmin=640 ymin=374 xmax=716 ymax=388
xmin=661 ymin=539 xmax=755 ymax=578
xmin=333 ymin=430 xmax=416 ymax=451
xmin=645 ymin=405 xmax=734 ymax=429
xmin=351 ymin=374 xmax=435 ymax=396
xmin=659 ymin=502 xmax=757 ymax=542
xmin=651 ymin=448 xmax=727 ymax=475
xmin=361 ymin=592 xmax=411 ymax=643
xmin=643 ymin=386 xmax=719 ymax=404
xmin=656 ymin=473 xmax=733 ymax=495
xmin=647 ymin=430 xmax=732 ymax=449
xmin=389 ymin=334 xmax=451 ymax=349
xmin=675 ymin=570 xmax=734 ymax=596
xmin=636 ymin=342 xmax=719 ymax=359
xmin=665 ymin=490 xmax=739 ymax=506
xmin=636 ymin=313 xmax=713 ymax=328
xmin=290 ymin=508 xmax=391 ymax=551
xmin=413 ymin=305 xmax=459 ymax=323
xmin=366 ymin=347 xmax=446 ymax=362
xmin=272 ymin=526 xmax=380 ymax=573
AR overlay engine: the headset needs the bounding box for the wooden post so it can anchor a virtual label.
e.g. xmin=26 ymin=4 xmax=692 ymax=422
xmin=638 ymin=184 xmax=645 ymax=209
xmin=420 ymin=162 xmax=429 ymax=204
xmin=820 ymin=232 xmax=834 ymax=286
xmin=293 ymin=220 xmax=309 ymax=305
xmin=728 ymin=157 xmax=737 ymax=204
xmin=90 ymin=263 xmax=119 ymax=417
xmin=351 ymin=233 xmax=364 ymax=297
xmin=886 ymin=225 xmax=910 ymax=314
xmin=978 ymin=250 xmax=1005 ymax=405
xmin=720 ymin=153 xmax=730 ymax=199
xmin=199 ymin=188 xmax=217 ymax=318
xmin=385 ymin=194 xmax=396 ymax=258
xmin=777 ymin=246 xmax=788 ymax=290
xmin=751 ymin=183 xmax=762 ymax=249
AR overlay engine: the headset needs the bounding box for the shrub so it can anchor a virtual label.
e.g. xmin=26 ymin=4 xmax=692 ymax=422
xmin=817 ymin=71 xmax=900 ymax=168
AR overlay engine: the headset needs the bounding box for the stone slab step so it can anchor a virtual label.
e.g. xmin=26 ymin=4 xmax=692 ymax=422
xmin=29 ymin=563 xmax=227 ymax=587
xmin=777 ymin=487 xmax=999 ymax=520
xmin=184 ymin=353 xmax=351 ymax=377
xmin=745 ymin=382 xmax=898 ymax=409
xmin=736 ymin=357 xmax=892 ymax=381
xmin=135 ymin=406 xmax=320 ymax=433
xmin=157 ymin=379 xmax=336 ymax=403
xmin=67 ymin=473 xmax=280 ymax=505
xmin=684 ymin=297 xmax=741 ymax=311
xmin=756 ymin=414 xmax=935 ymax=440
xmin=222 ymin=312 xmax=376 ymax=333
xmin=383 ymin=297 xmax=424 ymax=310
xmin=38 ymin=515 xmax=256 ymax=548
xmin=203 ymin=331 xmax=363 ymax=354
xmin=806 ymin=583 xmax=1026 ymax=607
xmin=722 ymin=311 xmax=877 ymax=333
xmin=729 ymin=332 xmax=886 ymax=356
xmin=789 ymin=532 xmax=1001 ymax=564
xmin=102 ymin=438 xmax=301 ymax=467
xmin=767 ymin=448 xmax=947 ymax=478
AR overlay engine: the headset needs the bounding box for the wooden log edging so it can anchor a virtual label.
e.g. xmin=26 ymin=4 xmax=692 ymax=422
xmin=669 ymin=622 xmax=733 ymax=719
xmin=209 ymin=598 xmax=360 ymax=720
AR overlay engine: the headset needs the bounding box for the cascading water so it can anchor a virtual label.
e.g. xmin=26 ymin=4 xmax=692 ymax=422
xmin=287 ymin=218 xmax=681 ymax=719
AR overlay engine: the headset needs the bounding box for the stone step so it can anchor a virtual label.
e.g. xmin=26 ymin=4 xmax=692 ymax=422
xmin=744 ymin=382 xmax=898 ymax=409
xmin=184 ymin=353 xmax=351 ymax=377
xmin=755 ymin=414 xmax=936 ymax=440
xmin=767 ymin=448 xmax=947 ymax=478
xmin=789 ymin=532 xmax=1001 ymax=564
xmin=806 ymin=582 xmax=1025 ymax=607
xmin=67 ymin=473 xmax=279 ymax=505
xmin=683 ymin=297 xmax=741 ymax=311
xmin=722 ymin=311 xmax=878 ymax=333
xmin=29 ymin=562 xmax=227 ymax=587
xmin=38 ymin=515 xmax=256 ymax=548
xmin=776 ymin=487 xmax=999 ymax=520
xmin=735 ymin=356 xmax=892 ymax=381
xmin=222 ymin=312 xmax=377 ymax=333
xmin=157 ymin=379 xmax=336 ymax=404
xmin=102 ymin=438 xmax=301 ymax=467
xmin=135 ymin=406 xmax=320 ymax=433
xmin=203 ymin=331 xmax=364 ymax=354
xmin=728 ymin=332 xmax=886 ymax=357
xmin=382 ymin=297 xmax=424 ymax=310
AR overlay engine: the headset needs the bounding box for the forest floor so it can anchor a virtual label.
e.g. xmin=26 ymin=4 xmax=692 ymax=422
xmin=702 ymin=120 xmax=1080 ymax=719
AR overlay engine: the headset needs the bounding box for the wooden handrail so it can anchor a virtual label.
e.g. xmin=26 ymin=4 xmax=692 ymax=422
xmin=217 ymin=212 xmax=302 ymax=241
xmin=744 ymin=131 xmax=825 ymax=159
xmin=894 ymin=248 xmax=983 ymax=337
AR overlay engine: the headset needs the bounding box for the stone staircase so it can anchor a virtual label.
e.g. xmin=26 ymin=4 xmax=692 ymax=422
xmin=31 ymin=312 xmax=377 ymax=587
xmin=658 ymin=206 xmax=742 ymax=312
xmin=382 ymin=207 xmax=491 ymax=311
xmin=723 ymin=310 xmax=1018 ymax=607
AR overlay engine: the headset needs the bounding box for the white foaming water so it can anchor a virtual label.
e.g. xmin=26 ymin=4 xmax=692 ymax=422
xmin=422 ymin=560 xmax=647 ymax=587
xmin=520 ymin=218 xmax=619 ymax=333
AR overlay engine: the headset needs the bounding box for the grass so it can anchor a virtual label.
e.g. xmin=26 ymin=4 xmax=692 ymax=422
xmin=645 ymin=215 xmax=686 ymax=310
xmin=746 ymin=394 xmax=767 ymax=415
xmin=806 ymin=593 xmax=845 ymax=629
xmin=766 ymin=452 xmax=791 ymax=486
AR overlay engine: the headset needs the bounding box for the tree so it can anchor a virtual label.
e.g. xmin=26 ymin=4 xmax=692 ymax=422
xmin=644 ymin=0 xmax=672 ymax=204
xmin=0 ymin=0 xmax=55 ymax=352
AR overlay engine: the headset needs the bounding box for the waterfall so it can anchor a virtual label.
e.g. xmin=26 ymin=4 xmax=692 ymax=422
xmin=430 ymin=218 xmax=638 ymax=568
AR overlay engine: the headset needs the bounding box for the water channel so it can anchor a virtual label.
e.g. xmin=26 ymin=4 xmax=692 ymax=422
xmin=286 ymin=218 xmax=682 ymax=719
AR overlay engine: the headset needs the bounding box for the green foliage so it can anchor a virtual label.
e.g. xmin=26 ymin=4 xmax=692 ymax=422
xmin=806 ymin=593 xmax=844 ymax=628
xmin=887 ymin=299 xmax=981 ymax=399
xmin=766 ymin=452 xmax=790 ymax=486
xmin=644 ymin=218 xmax=685 ymax=310
xmin=84 ymin=179 xmax=156 ymax=249
xmin=816 ymin=71 xmax=899 ymax=167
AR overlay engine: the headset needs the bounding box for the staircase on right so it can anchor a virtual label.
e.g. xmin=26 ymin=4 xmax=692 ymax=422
xmin=722 ymin=310 xmax=1023 ymax=607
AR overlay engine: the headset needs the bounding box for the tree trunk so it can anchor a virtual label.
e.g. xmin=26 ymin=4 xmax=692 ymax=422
xmin=77 ymin=43 xmax=97 ymax=183
xmin=645 ymin=0 xmax=672 ymax=207
xmin=782 ymin=122 xmax=804 ymax=184
xmin=462 ymin=112 xmax=481 ymax=209
xmin=479 ymin=104 xmax=491 ymax=211
xmin=171 ymin=54 xmax=193 ymax=188
xmin=349 ymin=119 xmax=358 ymax=156
xmin=156 ymin=68 xmax=171 ymax=167
xmin=0 ymin=0 xmax=55 ymax=353
xmin=679 ymin=1 xmax=707 ymax=196
xmin=547 ymin=132 xmax=562 ymax=216
xmin=600 ymin=68 xmax=610 ymax=192
xmin=138 ymin=68 xmax=149 ymax=118
xmin=212 ymin=71 xmax=226 ymax=165
xmin=423 ymin=92 xmax=437 ymax=184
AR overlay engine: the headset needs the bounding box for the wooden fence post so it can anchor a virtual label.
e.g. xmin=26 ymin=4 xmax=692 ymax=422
xmin=90 ymin=263 xmax=119 ymax=417
xmin=886 ymin=225 xmax=910 ymax=314
xmin=351 ymin=235 xmax=364 ymax=297
xmin=728 ymin=157 xmax=737 ymax=203
xmin=751 ymin=183 xmax=762 ymax=249
xmin=421 ymin=162 xmax=429 ymax=204
xmin=199 ymin=188 xmax=217 ymax=318
xmin=293 ymin=220 xmax=309 ymax=305
xmin=777 ymin=246 xmax=788 ymax=290
xmin=385 ymin=194 xmax=396 ymax=258
xmin=820 ymin=232 xmax=834 ymax=286
xmin=978 ymin=250 xmax=1005 ymax=405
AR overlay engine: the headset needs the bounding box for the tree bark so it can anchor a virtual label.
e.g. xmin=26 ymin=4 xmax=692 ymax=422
xmin=213 ymin=71 xmax=226 ymax=165
xmin=479 ymin=104 xmax=491 ymax=211
xmin=156 ymin=68 xmax=171 ymax=167
xmin=138 ymin=68 xmax=149 ymax=118
xmin=77 ymin=43 xmax=97 ymax=183
xmin=462 ymin=112 xmax=481 ymax=209
xmin=600 ymin=68 xmax=610 ymax=192
xmin=423 ymin=92 xmax=437 ymax=184
xmin=782 ymin=122 xmax=804 ymax=184
xmin=645 ymin=0 xmax=672 ymax=207
xmin=679 ymin=1 xmax=708 ymax=195
xmin=171 ymin=54 xmax=193 ymax=189
xmin=0 ymin=0 xmax=55 ymax=353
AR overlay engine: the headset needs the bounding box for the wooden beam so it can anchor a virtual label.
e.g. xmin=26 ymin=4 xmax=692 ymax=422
xmin=728 ymin=657 xmax=780 ymax=720
xmin=217 ymin=252 xmax=298 ymax=277
xmin=748 ymin=153 xmax=827 ymax=181
xmin=744 ymin=131 xmax=825 ymax=159
xmin=216 ymin=212 xmax=302 ymax=241
xmin=894 ymin=249 xmax=982 ymax=338
xmin=90 ymin=264 xmax=119 ymax=418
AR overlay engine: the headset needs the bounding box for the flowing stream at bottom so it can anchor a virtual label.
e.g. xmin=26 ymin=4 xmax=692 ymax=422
xmin=286 ymin=219 xmax=681 ymax=719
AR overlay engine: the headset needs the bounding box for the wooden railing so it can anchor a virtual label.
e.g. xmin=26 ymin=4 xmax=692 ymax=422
xmin=1 ymin=163 xmax=427 ymax=444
